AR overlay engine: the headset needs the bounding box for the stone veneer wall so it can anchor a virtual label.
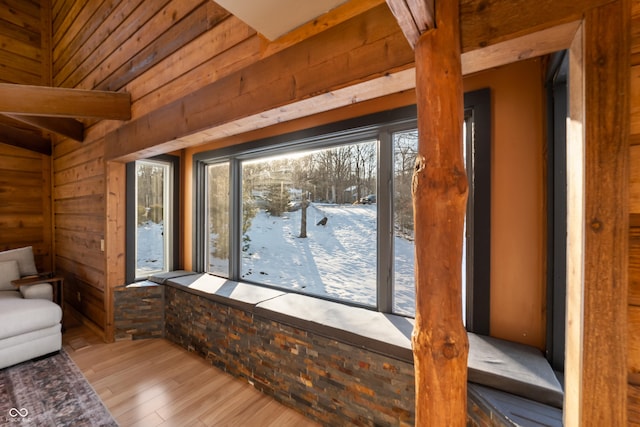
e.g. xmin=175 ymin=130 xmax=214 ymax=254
xmin=164 ymin=285 xmax=416 ymax=426
xmin=113 ymin=283 xmax=164 ymax=340
xmin=113 ymin=279 xmax=558 ymax=426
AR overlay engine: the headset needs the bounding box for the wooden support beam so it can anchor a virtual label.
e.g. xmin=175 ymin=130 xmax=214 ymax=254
xmin=105 ymin=0 xmax=611 ymax=162
xmin=0 ymin=121 xmax=51 ymax=155
xmin=412 ymin=0 xmax=468 ymax=425
xmin=565 ymin=1 xmax=629 ymax=425
xmin=3 ymin=114 xmax=84 ymax=142
xmin=0 ymin=83 xmax=131 ymax=120
xmin=385 ymin=0 xmax=435 ymax=48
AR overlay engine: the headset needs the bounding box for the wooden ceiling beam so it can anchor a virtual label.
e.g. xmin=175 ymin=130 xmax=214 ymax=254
xmin=385 ymin=0 xmax=435 ymax=48
xmin=3 ymin=114 xmax=84 ymax=142
xmin=0 ymin=83 xmax=131 ymax=120
xmin=0 ymin=121 xmax=51 ymax=155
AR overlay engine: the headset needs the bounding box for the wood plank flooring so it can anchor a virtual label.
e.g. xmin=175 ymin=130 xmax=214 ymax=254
xmin=62 ymin=325 xmax=320 ymax=427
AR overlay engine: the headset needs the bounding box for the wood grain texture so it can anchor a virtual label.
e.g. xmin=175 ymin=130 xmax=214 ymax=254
xmin=459 ymin=0 xmax=614 ymax=52
xmin=0 ymin=83 xmax=130 ymax=120
xmin=412 ymin=1 xmax=468 ymax=424
xmin=62 ymin=324 xmax=319 ymax=427
xmin=580 ymin=0 xmax=629 ymax=425
xmin=0 ymin=0 xmax=42 ymax=85
xmin=630 ymin=220 xmax=640 ymax=306
xmin=0 ymin=142 xmax=52 ymax=271
xmin=104 ymin=161 xmax=126 ymax=342
xmin=105 ymin=4 xmax=413 ymax=160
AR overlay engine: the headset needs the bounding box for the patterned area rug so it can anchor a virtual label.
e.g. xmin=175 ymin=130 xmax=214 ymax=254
xmin=0 ymin=350 xmax=117 ymax=426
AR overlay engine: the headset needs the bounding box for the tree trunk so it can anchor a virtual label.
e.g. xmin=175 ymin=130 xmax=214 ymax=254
xmin=300 ymin=194 xmax=308 ymax=238
xmin=412 ymin=0 xmax=469 ymax=425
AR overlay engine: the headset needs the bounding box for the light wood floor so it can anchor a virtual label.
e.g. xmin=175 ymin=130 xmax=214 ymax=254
xmin=62 ymin=324 xmax=320 ymax=427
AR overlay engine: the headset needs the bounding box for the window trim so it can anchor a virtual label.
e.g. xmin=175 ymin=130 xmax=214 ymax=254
xmin=126 ymin=154 xmax=180 ymax=284
xmin=193 ymin=100 xmax=491 ymax=323
xmin=464 ymin=88 xmax=492 ymax=335
xmin=194 ymin=106 xmax=417 ymax=312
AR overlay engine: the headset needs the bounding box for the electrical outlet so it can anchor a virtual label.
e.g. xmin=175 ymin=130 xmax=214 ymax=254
xmin=100 ymin=239 xmax=105 ymax=252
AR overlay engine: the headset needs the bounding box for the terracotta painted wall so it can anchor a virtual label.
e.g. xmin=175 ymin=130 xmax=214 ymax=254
xmin=464 ymin=58 xmax=547 ymax=349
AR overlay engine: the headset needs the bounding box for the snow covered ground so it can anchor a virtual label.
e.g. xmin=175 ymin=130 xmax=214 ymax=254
xmin=239 ymin=203 xmax=416 ymax=315
xmin=138 ymin=203 xmax=419 ymax=316
xmin=136 ymin=221 xmax=165 ymax=275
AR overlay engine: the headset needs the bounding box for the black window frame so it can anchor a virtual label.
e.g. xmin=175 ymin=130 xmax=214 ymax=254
xmin=193 ymin=97 xmax=492 ymax=327
xmin=464 ymin=88 xmax=492 ymax=335
xmin=125 ymin=154 xmax=181 ymax=284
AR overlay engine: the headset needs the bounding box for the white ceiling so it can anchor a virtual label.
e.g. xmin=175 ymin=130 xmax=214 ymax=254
xmin=214 ymin=0 xmax=350 ymax=40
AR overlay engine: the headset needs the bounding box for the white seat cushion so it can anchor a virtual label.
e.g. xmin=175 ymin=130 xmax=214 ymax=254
xmin=19 ymin=283 xmax=53 ymax=301
xmin=0 ymin=260 xmax=20 ymax=291
xmin=0 ymin=298 xmax=62 ymax=340
xmin=0 ymin=290 xmax=21 ymax=300
xmin=0 ymin=246 xmax=38 ymax=277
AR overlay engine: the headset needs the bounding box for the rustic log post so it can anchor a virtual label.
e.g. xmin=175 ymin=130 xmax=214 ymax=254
xmin=411 ymin=0 xmax=469 ymax=424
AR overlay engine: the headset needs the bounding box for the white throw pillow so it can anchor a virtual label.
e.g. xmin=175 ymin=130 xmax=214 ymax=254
xmin=0 ymin=246 xmax=38 ymax=277
xmin=0 ymin=260 xmax=20 ymax=291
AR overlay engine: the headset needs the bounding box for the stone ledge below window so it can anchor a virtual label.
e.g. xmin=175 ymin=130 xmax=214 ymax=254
xmin=149 ymin=271 xmax=564 ymax=410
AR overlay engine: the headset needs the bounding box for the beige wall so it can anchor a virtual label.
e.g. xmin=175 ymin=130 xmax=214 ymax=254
xmin=464 ymin=58 xmax=546 ymax=349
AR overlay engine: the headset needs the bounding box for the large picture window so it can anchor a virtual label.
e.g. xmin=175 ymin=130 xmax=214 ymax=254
xmin=194 ymin=99 xmax=490 ymax=321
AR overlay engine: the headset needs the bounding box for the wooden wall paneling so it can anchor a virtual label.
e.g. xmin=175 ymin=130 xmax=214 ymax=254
xmin=51 ymin=0 xmax=74 ymax=39
xmin=0 ymin=0 xmax=42 ymax=86
xmin=51 ymin=0 xmax=87 ymax=49
xmin=632 ymin=0 xmax=640 ymax=65
xmin=51 ymin=0 xmax=68 ymax=29
xmin=0 ymin=49 xmax=41 ymax=77
xmin=54 ymin=157 xmax=105 ymax=187
xmin=55 ymin=214 xmax=103 ymax=236
xmin=53 ymin=139 xmax=104 ymax=172
xmin=632 ymin=65 xmax=640 ymax=135
xmin=65 ymin=275 xmax=106 ymax=329
xmin=631 ymin=145 xmax=640 ymax=213
xmin=41 ymin=0 xmax=52 ymax=86
xmin=630 ymin=305 xmax=640 ymax=377
xmin=100 ymin=2 xmax=229 ymax=92
xmin=40 ymin=152 xmax=52 ymax=272
xmin=52 ymin=0 xmax=114 ymax=70
xmin=0 ymin=0 xmax=41 ymax=33
xmin=630 ymin=220 xmax=640 ymax=306
xmin=105 ymin=161 xmax=126 ymax=341
xmin=54 ymin=0 xmax=163 ymax=88
xmin=54 ymin=194 xmax=104 ymax=216
xmin=0 ymin=65 xmax=41 ymax=86
xmin=54 ymin=175 xmax=104 ymax=200
xmin=106 ymin=4 xmax=414 ymax=160
xmin=0 ymin=14 xmax=39 ymax=47
xmin=0 ymin=143 xmax=51 ymax=270
xmin=54 ymin=228 xmax=104 ymax=271
xmin=130 ymin=20 xmax=258 ymax=118
xmin=0 ymin=31 xmax=41 ymax=62
xmin=56 ymin=255 xmax=104 ymax=294
xmin=629 ymin=384 xmax=640 ymax=425
xmin=73 ymin=0 xmax=203 ymax=90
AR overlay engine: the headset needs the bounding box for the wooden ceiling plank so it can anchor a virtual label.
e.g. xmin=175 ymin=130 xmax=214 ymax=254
xmin=385 ymin=0 xmax=421 ymax=48
xmin=0 ymin=83 xmax=131 ymax=120
xmin=0 ymin=122 xmax=51 ymax=156
xmin=4 ymin=114 xmax=84 ymax=142
xmin=406 ymin=0 xmax=434 ymax=31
